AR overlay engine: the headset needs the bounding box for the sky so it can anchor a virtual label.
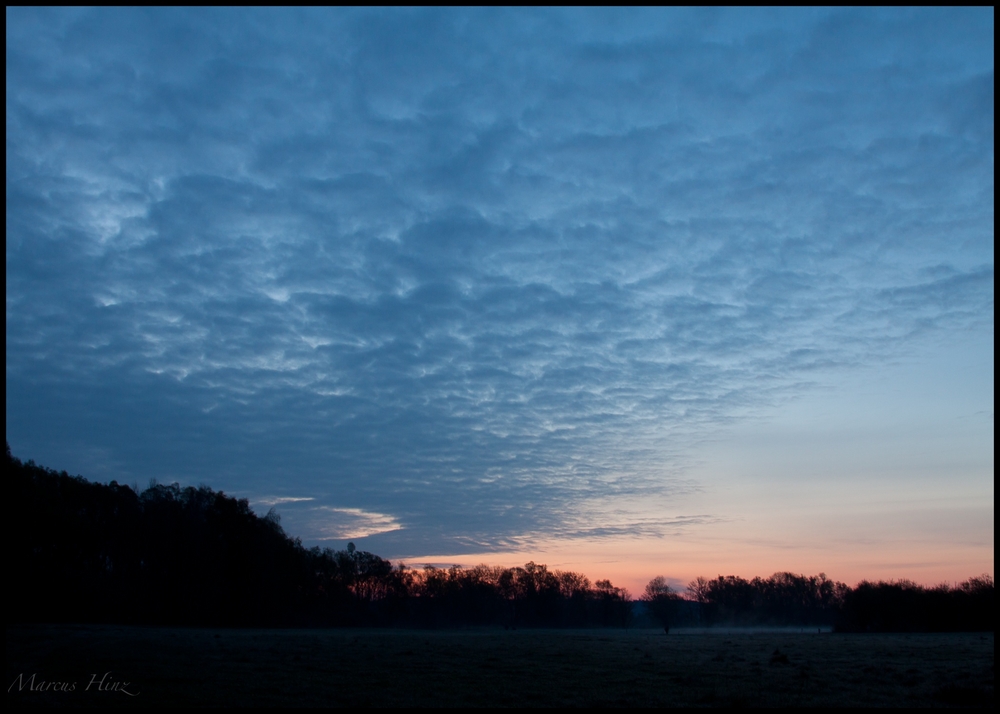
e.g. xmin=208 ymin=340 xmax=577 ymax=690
xmin=6 ymin=8 xmax=993 ymax=594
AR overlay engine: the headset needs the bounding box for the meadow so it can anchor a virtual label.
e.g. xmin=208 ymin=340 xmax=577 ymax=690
xmin=6 ymin=625 xmax=993 ymax=707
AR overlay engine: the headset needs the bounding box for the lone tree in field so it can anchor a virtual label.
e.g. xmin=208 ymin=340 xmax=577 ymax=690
xmin=643 ymin=576 xmax=681 ymax=633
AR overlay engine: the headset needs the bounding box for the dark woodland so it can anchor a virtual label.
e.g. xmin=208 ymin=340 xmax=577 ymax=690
xmin=7 ymin=444 xmax=993 ymax=632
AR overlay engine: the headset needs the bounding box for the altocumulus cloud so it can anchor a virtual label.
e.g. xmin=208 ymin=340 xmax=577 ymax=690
xmin=6 ymin=8 xmax=993 ymax=556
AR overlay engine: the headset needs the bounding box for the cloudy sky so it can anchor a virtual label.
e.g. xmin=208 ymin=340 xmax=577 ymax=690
xmin=7 ymin=8 xmax=993 ymax=591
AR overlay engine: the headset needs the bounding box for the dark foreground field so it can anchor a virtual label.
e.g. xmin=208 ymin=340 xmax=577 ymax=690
xmin=6 ymin=625 xmax=994 ymax=707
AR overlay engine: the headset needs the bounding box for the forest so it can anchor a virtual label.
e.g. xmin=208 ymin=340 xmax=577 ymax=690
xmin=7 ymin=443 xmax=993 ymax=632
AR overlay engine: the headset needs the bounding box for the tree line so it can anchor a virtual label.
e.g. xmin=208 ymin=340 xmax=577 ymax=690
xmin=7 ymin=444 xmax=992 ymax=631
xmin=8 ymin=444 xmax=631 ymax=628
xmin=642 ymin=572 xmax=993 ymax=632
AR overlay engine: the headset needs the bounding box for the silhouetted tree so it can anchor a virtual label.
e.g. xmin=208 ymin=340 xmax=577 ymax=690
xmin=643 ymin=576 xmax=681 ymax=633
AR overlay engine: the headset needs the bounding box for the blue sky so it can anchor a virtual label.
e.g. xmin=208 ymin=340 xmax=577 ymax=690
xmin=6 ymin=8 xmax=993 ymax=587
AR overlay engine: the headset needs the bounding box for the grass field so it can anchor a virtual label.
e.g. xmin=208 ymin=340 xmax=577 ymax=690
xmin=6 ymin=625 xmax=994 ymax=707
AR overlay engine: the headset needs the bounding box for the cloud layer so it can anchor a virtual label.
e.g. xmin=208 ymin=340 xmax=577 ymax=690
xmin=6 ymin=8 xmax=993 ymax=556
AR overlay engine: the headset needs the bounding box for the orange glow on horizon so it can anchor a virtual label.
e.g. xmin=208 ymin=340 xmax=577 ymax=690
xmin=397 ymin=535 xmax=995 ymax=597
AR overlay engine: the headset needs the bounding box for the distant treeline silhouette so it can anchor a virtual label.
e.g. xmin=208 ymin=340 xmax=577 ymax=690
xmin=8 ymin=444 xmax=993 ymax=631
xmin=672 ymin=573 xmax=993 ymax=632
